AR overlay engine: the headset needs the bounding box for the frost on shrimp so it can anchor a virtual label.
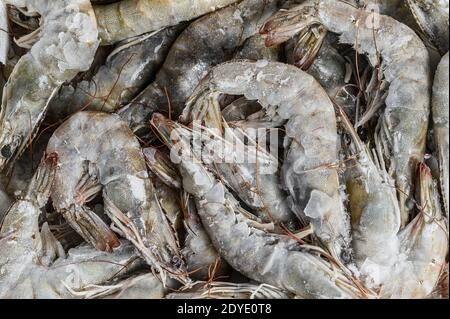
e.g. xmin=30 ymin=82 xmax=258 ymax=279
xmin=261 ymin=0 xmax=431 ymax=228
xmin=182 ymin=60 xmax=351 ymax=260
xmin=407 ymin=0 xmax=449 ymax=54
xmin=0 ymin=153 xmax=141 ymax=299
xmin=46 ymin=112 xmax=187 ymax=284
xmin=0 ymin=0 xmax=99 ymax=172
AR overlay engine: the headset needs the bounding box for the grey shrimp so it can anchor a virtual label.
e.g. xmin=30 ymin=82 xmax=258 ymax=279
xmin=407 ymin=0 xmax=449 ymax=54
xmin=152 ymin=114 xmax=372 ymax=299
xmin=337 ymin=104 xmax=402 ymax=288
xmin=432 ymin=52 xmax=449 ymax=216
xmin=0 ymin=0 xmax=99 ymax=172
xmin=46 ymin=112 xmax=187 ymax=284
xmin=383 ymin=163 xmax=448 ymax=298
xmin=0 ymin=153 xmax=141 ymax=298
xmin=182 ymin=60 xmax=350 ymax=261
xmin=262 ymin=0 xmax=431 ymax=228
xmin=93 ymin=0 xmax=240 ymax=45
xmin=117 ymin=0 xmax=283 ymax=137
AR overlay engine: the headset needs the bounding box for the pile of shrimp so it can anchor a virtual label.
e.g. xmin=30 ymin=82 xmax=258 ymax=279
xmin=0 ymin=0 xmax=448 ymax=299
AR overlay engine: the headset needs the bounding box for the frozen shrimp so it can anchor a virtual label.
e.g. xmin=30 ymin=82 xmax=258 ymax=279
xmin=152 ymin=113 xmax=371 ymax=299
xmin=46 ymin=26 xmax=183 ymax=122
xmin=46 ymin=112 xmax=187 ymax=284
xmin=407 ymin=0 xmax=449 ymax=54
xmin=262 ymin=0 xmax=431 ymax=227
xmin=383 ymin=163 xmax=448 ymax=298
xmin=143 ymin=147 xmax=228 ymax=281
xmin=432 ymin=52 xmax=449 ymax=216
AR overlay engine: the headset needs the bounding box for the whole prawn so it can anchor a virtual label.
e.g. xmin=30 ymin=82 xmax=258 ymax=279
xmin=0 ymin=0 xmax=99 ymax=173
xmin=143 ymin=147 xmax=228 ymax=281
xmin=262 ymin=0 xmax=431 ymax=227
xmin=0 ymin=153 xmax=141 ymax=298
xmin=46 ymin=111 xmax=187 ymax=284
xmin=182 ymin=60 xmax=351 ymax=261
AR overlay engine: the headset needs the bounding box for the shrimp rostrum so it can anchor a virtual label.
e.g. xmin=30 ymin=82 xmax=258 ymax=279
xmin=0 ymin=153 xmax=141 ymax=298
xmin=261 ymin=0 xmax=431 ymax=227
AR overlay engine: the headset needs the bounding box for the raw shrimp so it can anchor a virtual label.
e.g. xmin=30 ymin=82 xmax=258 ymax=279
xmin=46 ymin=26 xmax=183 ymax=122
xmin=117 ymin=0 xmax=282 ymax=136
xmin=262 ymin=0 xmax=431 ymax=228
xmin=383 ymin=163 xmax=448 ymax=298
xmin=182 ymin=60 xmax=350 ymax=261
xmin=234 ymin=34 xmax=281 ymax=61
xmin=93 ymin=0 xmax=240 ymax=45
xmin=0 ymin=0 xmax=99 ymax=173
xmin=46 ymin=112 xmax=187 ymax=284
xmin=432 ymin=52 xmax=449 ymax=216
xmin=0 ymin=153 xmax=141 ymax=298
xmin=152 ymin=114 xmax=370 ymax=299
xmin=407 ymin=0 xmax=449 ymax=54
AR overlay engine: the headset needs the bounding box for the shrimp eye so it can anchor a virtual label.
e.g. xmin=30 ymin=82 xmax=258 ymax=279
xmin=1 ymin=145 xmax=12 ymax=159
